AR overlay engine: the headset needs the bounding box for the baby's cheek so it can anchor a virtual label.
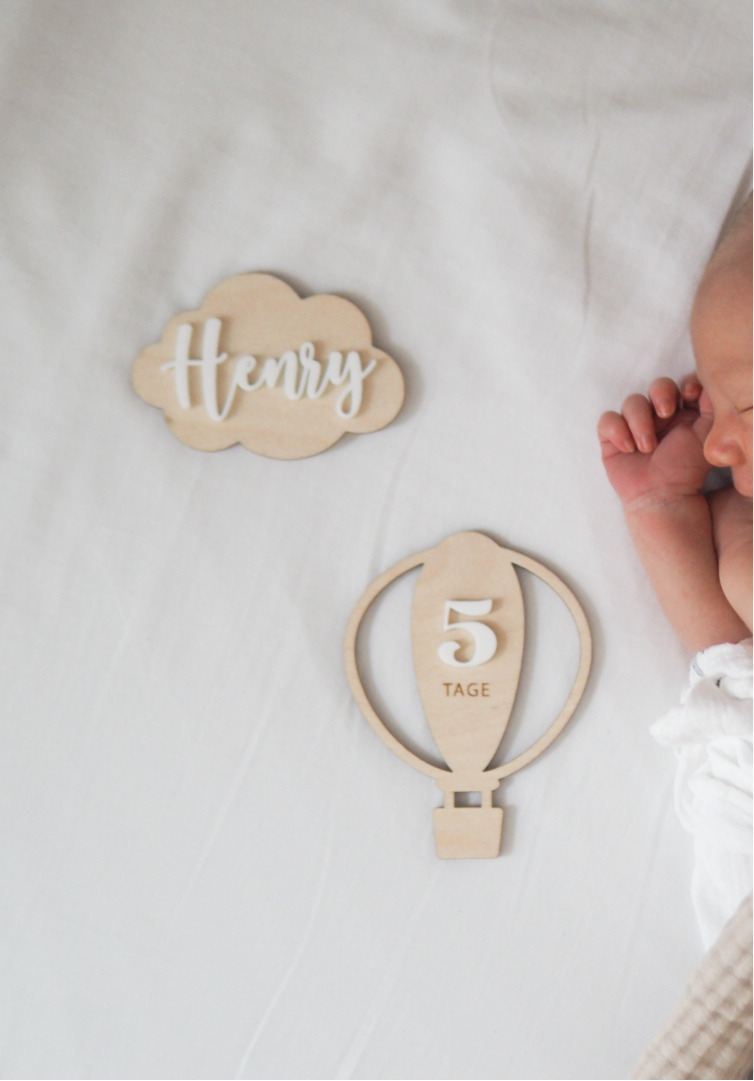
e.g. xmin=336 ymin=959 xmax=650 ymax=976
xmin=733 ymin=465 xmax=753 ymax=498
xmin=727 ymin=420 xmax=753 ymax=496
xmin=743 ymin=423 xmax=753 ymax=471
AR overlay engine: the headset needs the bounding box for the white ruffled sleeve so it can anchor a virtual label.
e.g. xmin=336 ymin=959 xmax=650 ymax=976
xmin=650 ymin=639 xmax=753 ymax=949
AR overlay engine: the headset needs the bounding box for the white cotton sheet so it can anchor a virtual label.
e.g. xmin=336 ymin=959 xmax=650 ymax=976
xmin=0 ymin=2 xmax=751 ymax=1079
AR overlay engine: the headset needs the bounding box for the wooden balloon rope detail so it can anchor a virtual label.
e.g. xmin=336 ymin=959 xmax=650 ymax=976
xmin=344 ymin=532 xmax=592 ymax=859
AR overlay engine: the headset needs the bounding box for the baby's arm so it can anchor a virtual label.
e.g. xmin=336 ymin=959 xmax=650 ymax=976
xmin=598 ymin=377 xmax=750 ymax=653
xmin=709 ymin=486 xmax=753 ymax=631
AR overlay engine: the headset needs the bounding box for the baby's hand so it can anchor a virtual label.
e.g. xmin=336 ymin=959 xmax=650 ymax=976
xmin=598 ymin=376 xmax=711 ymax=508
xmin=598 ymin=377 xmax=750 ymax=651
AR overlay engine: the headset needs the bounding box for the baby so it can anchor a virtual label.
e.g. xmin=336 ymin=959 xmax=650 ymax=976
xmin=597 ymin=195 xmax=752 ymax=952
xmin=598 ymin=195 xmax=752 ymax=653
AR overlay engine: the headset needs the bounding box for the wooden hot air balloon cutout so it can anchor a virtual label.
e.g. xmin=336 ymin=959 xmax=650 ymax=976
xmin=344 ymin=532 xmax=592 ymax=859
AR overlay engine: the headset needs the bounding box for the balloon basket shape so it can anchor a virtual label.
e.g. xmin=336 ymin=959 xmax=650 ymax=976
xmin=344 ymin=532 xmax=592 ymax=860
xmin=433 ymin=804 xmax=504 ymax=859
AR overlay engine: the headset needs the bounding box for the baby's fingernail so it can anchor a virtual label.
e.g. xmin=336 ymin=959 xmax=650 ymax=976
xmin=622 ymin=438 xmax=635 ymax=453
xmin=657 ymin=400 xmax=674 ymax=417
xmin=639 ymin=435 xmax=655 ymax=452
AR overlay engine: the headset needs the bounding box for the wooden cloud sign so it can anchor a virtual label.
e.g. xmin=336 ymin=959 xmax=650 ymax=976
xmin=132 ymin=273 xmax=405 ymax=458
xmin=345 ymin=532 xmax=592 ymax=859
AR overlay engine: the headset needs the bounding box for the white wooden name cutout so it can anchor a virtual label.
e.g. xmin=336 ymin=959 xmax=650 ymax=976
xmin=131 ymin=273 xmax=405 ymax=458
xmin=344 ymin=531 xmax=592 ymax=860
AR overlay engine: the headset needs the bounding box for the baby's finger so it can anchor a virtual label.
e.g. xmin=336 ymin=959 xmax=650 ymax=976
xmin=621 ymin=394 xmax=657 ymax=452
xmin=597 ymin=410 xmax=635 ymax=456
xmin=648 ymin=377 xmax=680 ymax=418
xmin=680 ymin=373 xmax=703 ymax=403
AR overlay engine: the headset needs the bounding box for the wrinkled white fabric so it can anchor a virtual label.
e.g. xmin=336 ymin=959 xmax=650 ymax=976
xmin=651 ymin=640 xmax=753 ymax=949
xmin=0 ymin=2 xmax=751 ymax=1077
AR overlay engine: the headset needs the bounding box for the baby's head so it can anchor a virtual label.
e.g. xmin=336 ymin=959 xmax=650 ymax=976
xmin=691 ymin=194 xmax=753 ymax=497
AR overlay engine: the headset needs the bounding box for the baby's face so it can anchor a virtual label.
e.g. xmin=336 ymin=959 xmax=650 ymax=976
xmin=691 ymin=215 xmax=753 ymax=498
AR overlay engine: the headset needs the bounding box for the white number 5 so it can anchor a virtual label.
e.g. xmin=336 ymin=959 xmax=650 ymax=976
xmin=438 ymin=600 xmax=497 ymax=667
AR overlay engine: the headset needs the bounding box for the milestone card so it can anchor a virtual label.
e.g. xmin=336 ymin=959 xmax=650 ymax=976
xmin=132 ymin=273 xmax=405 ymax=458
xmin=345 ymin=531 xmax=592 ymax=859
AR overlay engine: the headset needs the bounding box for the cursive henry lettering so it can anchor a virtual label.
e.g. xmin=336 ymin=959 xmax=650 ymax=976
xmin=161 ymin=318 xmax=377 ymax=421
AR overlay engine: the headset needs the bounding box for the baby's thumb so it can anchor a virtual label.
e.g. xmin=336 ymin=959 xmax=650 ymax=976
xmin=692 ymin=411 xmax=713 ymax=445
xmin=697 ymin=388 xmax=714 ymax=418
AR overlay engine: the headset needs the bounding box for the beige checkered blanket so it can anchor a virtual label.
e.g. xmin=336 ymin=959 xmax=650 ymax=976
xmin=631 ymin=894 xmax=752 ymax=1080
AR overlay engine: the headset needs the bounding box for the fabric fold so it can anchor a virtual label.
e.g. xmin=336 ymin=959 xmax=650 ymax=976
xmin=651 ymin=639 xmax=753 ymax=948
